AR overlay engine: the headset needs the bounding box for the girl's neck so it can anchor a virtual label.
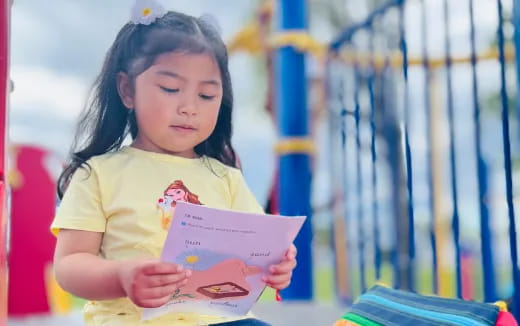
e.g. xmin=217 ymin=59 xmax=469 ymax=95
xmin=131 ymin=138 xmax=199 ymax=159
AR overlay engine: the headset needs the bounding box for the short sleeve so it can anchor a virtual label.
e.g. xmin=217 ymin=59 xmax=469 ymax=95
xmin=51 ymin=162 xmax=107 ymax=236
xmin=228 ymin=168 xmax=265 ymax=214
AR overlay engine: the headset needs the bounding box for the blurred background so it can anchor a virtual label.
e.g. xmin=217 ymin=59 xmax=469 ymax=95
xmin=4 ymin=0 xmax=520 ymax=325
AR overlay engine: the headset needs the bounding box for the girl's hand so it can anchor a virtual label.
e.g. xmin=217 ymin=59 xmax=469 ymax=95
xmin=263 ymin=244 xmax=297 ymax=290
xmin=118 ymin=260 xmax=191 ymax=308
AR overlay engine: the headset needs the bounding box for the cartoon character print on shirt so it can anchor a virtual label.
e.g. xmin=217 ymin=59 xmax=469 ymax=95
xmin=135 ymin=180 xmax=203 ymax=258
xmin=157 ymin=180 xmax=202 ymax=230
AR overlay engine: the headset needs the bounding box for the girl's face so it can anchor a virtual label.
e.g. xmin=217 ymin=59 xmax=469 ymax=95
xmin=119 ymin=52 xmax=223 ymax=158
xmin=166 ymin=188 xmax=186 ymax=202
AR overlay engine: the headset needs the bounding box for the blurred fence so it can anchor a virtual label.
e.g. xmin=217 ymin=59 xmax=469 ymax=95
xmin=326 ymin=0 xmax=520 ymax=317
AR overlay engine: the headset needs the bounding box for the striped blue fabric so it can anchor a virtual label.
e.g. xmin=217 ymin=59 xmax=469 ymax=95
xmin=349 ymin=286 xmax=499 ymax=326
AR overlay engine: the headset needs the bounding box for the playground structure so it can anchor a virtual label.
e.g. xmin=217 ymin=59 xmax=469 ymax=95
xmin=326 ymin=0 xmax=520 ymax=319
xmin=3 ymin=0 xmax=520 ymax=324
xmin=229 ymin=0 xmax=520 ymax=319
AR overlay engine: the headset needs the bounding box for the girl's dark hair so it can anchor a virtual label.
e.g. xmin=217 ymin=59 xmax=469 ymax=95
xmin=57 ymin=12 xmax=236 ymax=198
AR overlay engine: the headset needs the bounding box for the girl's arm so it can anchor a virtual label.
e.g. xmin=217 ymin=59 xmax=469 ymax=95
xmin=54 ymin=229 xmax=125 ymax=300
xmin=54 ymin=229 xmax=191 ymax=307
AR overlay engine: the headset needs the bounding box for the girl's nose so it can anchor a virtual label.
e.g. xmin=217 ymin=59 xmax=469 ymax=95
xmin=177 ymin=94 xmax=198 ymax=116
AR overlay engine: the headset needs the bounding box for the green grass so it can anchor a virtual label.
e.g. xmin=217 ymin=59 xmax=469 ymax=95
xmin=312 ymin=263 xmax=517 ymax=303
xmin=315 ymin=266 xmax=335 ymax=301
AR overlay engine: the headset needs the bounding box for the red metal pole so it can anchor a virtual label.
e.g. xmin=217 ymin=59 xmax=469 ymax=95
xmin=0 ymin=0 xmax=10 ymax=324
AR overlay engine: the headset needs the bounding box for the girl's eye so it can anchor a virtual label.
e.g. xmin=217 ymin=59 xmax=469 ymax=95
xmin=199 ymin=94 xmax=215 ymax=101
xmin=160 ymin=86 xmax=179 ymax=94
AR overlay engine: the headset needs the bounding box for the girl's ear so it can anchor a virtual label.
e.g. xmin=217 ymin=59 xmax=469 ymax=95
xmin=117 ymin=72 xmax=135 ymax=109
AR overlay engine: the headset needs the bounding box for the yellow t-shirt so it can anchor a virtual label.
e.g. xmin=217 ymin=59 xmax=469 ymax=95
xmin=52 ymin=146 xmax=270 ymax=326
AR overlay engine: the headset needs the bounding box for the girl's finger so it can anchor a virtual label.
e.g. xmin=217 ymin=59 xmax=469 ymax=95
xmin=137 ymin=293 xmax=174 ymax=308
xmin=142 ymin=262 xmax=183 ymax=276
xmin=269 ymin=259 xmax=296 ymax=274
xmin=145 ymin=270 xmax=191 ymax=287
xmin=268 ymin=280 xmax=291 ymax=290
xmin=286 ymin=244 xmax=297 ymax=259
xmin=263 ymin=272 xmax=292 ymax=285
xmin=140 ymin=282 xmax=182 ymax=300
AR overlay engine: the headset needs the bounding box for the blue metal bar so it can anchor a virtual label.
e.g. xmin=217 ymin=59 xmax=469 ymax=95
xmin=276 ymin=0 xmax=313 ymax=300
xmin=330 ymin=0 xmax=402 ymax=51
xmin=442 ymin=0 xmax=463 ymax=299
xmin=380 ymin=60 xmax=392 ymax=289
xmin=398 ymin=2 xmax=416 ymax=292
xmin=513 ymin=0 xmax=520 ymax=139
xmin=381 ymin=67 xmax=402 ymax=290
xmin=420 ymin=0 xmax=438 ymax=295
xmin=379 ymin=63 xmax=401 ymax=289
xmin=353 ymin=65 xmax=367 ymax=293
xmin=341 ymin=103 xmax=354 ymax=302
xmin=367 ymin=29 xmax=382 ymax=282
xmin=497 ymin=0 xmax=520 ymax=315
xmin=468 ymin=0 xmax=496 ymax=303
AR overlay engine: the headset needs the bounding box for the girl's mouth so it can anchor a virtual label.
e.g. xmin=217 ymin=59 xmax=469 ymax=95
xmin=170 ymin=124 xmax=196 ymax=132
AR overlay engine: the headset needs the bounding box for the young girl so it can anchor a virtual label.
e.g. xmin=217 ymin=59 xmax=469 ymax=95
xmin=51 ymin=2 xmax=297 ymax=326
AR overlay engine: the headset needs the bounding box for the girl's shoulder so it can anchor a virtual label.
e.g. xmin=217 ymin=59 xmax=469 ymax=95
xmin=202 ymin=156 xmax=243 ymax=180
xmin=82 ymin=149 xmax=133 ymax=173
xmin=88 ymin=150 xmax=123 ymax=163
